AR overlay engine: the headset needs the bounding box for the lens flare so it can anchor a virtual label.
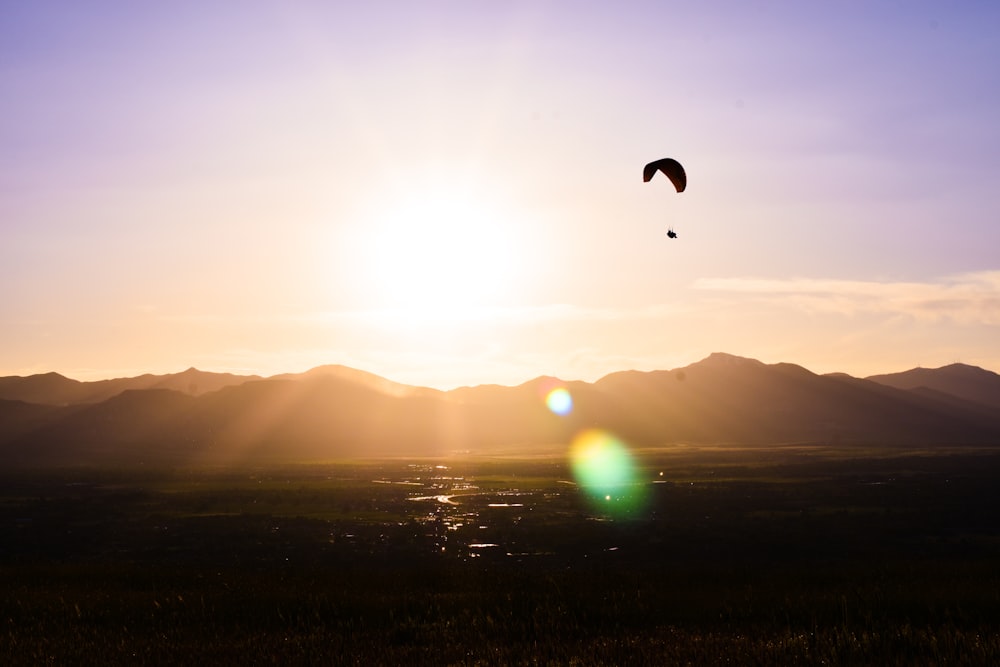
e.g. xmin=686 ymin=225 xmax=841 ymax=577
xmin=569 ymin=429 xmax=648 ymax=516
xmin=545 ymin=387 xmax=573 ymax=416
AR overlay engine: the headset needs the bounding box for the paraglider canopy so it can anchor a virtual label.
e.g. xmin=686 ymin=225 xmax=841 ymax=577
xmin=643 ymin=158 xmax=686 ymax=193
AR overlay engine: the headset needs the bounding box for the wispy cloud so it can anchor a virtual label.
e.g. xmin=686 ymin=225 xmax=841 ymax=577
xmin=693 ymin=271 xmax=1000 ymax=325
xmin=237 ymin=302 xmax=688 ymax=329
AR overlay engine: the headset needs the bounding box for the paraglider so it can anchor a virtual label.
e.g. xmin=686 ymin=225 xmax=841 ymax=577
xmin=643 ymin=158 xmax=686 ymax=238
xmin=642 ymin=158 xmax=686 ymax=192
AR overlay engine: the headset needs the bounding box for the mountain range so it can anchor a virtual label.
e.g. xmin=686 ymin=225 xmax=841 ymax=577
xmin=1 ymin=353 xmax=998 ymax=466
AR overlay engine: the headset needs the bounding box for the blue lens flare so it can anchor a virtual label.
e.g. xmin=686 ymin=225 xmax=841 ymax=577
xmin=545 ymin=387 xmax=573 ymax=416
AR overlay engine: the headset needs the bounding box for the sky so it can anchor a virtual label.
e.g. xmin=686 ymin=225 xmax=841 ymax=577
xmin=3 ymin=1 xmax=999 ymax=389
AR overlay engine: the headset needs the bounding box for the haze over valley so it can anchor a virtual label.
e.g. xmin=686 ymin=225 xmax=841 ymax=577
xmin=3 ymin=353 xmax=998 ymax=467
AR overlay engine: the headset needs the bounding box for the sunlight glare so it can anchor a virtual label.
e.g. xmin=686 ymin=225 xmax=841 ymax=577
xmin=358 ymin=170 xmax=520 ymax=319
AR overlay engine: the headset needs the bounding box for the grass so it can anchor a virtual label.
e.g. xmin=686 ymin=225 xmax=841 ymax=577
xmin=2 ymin=447 xmax=1000 ymax=664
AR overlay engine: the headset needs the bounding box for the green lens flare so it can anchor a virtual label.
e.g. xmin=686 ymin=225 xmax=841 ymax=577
xmin=569 ymin=429 xmax=648 ymax=516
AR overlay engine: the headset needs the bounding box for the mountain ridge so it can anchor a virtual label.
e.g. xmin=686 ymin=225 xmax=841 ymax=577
xmin=866 ymin=363 xmax=1000 ymax=410
xmin=2 ymin=354 xmax=998 ymax=466
xmin=0 ymin=367 xmax=262 ymax=405
xmin=3 ymin=353 xmax=998 ymax=407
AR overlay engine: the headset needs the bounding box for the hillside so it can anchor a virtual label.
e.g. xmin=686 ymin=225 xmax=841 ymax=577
xmin=867 ymin=364 xmax=1000 ymax=410
xmin=0 ymin=367 xmax=258 ymax=405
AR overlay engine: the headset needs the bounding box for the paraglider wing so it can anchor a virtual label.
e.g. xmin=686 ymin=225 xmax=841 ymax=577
xmin=643 ymin=158 xmax=686 ymax=192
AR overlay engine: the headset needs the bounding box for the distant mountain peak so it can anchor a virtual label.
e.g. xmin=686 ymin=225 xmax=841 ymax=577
xmin=273 ymin=364 xmax=439 ymax=398
xmin=867 ymin=363 xmax=1000 ymax=410
xmin=701 ymin=352 xmax=765 ymax=366
xmin=521 ymin=375 xmax=568 ymax=389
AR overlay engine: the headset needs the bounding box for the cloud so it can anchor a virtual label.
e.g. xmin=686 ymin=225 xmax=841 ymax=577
xmin=693 ymin=271 xmax=1000 ymax=325
xmin=276 ymin=302 xmax=686 ymax=330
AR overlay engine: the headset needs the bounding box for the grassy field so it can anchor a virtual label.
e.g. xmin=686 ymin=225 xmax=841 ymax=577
xmin=2 ymin=446 xmax=999 ymax=664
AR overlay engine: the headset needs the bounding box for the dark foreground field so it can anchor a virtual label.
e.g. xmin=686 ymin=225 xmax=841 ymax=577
xmin=2 ymin=446 xmax=1000 ymax=665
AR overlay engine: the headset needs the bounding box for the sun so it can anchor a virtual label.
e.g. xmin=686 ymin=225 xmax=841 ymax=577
xmin=357 ymin=170 xmax=521 ymax=319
